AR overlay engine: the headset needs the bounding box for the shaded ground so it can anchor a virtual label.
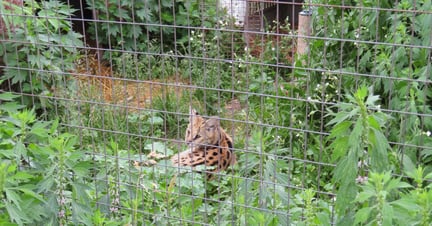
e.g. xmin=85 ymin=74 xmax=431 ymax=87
xmin=74 ymin=53 xmax=194 ymax=112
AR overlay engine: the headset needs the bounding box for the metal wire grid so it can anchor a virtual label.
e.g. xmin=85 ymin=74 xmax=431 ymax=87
xmin=0 ymin=0 xmax=431 ymax=224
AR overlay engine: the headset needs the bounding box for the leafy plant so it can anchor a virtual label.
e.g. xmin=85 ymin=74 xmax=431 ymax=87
xmin=1 ymin=0 xmax=83 ymax=112
xmin=309 ymin=0 xmax=432 ymax=166
xmin=291 ymin=189 xmax=332 ymax=226
xmin=327 ymin=86 xmax=391 ymax=215
xmin=354 ymin=166 xmax=432 ymax=226
xmin=354 ymin=171 xmax=411 ymax=225
xmin=0 ymin=92 xmax=92 ymax=225
xmin=393 ymin=166 xmax=432 ymax=225
xmin=87 ymin=0 xmax=224 ymax=53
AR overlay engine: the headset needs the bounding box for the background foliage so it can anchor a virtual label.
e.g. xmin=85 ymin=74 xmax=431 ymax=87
xmin=87 ymin=0 xmax=224 ymax=53
xmin=1 ymin=0 xmax=83 ymax=114
xmin=0 ymin=0 xmax=431 ymax=225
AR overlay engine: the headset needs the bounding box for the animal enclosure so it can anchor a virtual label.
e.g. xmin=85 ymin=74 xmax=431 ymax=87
xmin=0 ymin=0 xmax=431 ymax=225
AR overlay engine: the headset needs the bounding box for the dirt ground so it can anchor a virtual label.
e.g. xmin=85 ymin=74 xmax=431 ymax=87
xmin=75 ymin=53 xmax=183 ymax=100
xmin=74 ymin=53 xmax=243 ymax=113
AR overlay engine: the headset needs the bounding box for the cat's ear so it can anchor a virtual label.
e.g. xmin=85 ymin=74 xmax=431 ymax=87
xmin=189 ymin=107 xmax=199 ymax=121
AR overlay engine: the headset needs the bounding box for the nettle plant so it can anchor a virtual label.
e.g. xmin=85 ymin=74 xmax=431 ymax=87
xmin=353 ymin=168 xmax=432 ymax=226
xmin=326 ymin=86 xmax=392 ymax=215
xmin=325 ymin=86 xmax=432 ymax=225
xmin=309 ymin=0 xmax=432 ymax=167
xmin=0 ymin=92 xmax=91 ymax=225
xmin=1 ymin=0 xmax=83 ymax=112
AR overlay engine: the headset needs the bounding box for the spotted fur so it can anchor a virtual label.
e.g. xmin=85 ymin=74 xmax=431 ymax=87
xmin=171 ymin=108 xmax=236 ymax=179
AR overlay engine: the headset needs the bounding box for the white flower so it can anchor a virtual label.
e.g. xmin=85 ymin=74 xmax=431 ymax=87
xmin=426 ymin=131 xmax=431 ymax=137
xmin=190 ymin=37 xmax=194 ymax=41
xmin=355 ymin=29 xmax=360 ymax=39
xmin=355 ymin=176 xmax=368 ymax=184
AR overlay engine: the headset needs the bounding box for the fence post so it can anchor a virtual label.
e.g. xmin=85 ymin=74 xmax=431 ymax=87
xmin=297 ymin=10 xmax=312 ymax=56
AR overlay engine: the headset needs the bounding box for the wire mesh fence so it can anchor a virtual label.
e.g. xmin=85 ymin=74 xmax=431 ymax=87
xmin=0 ymin=0 xmax=431 ymax=225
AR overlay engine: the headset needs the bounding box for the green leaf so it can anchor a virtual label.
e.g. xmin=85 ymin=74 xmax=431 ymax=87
xmin=356 ymin=86 xmax=368 ymax=100
xmin=146 ymin=116 xmax=164 ymax=125
xmin=8 ymin=70 xmax=28 ymax=85
xmin=354 ymin=207 xmax=372 ymax=225
xmin=382 ymin=202 xmax=394 ymax=226
xmin=37 ymin=177 xmax=54 ymax=193
xmin=316 ymin=212 xmax=331 ymax=226
xmin=161 ymin=12 xmax=173 ymax=23
xmin=144 ymin=141 xmax=173 ymax=155
xmin=355 ymin=190 xmax=374 ymax=203
xmin=5 ymin=201 xmax=27 ymax=225
xmin=369 ymin=128 xmax=389 ymax=172
xmin=4 ymin=189 xmax=23 ymax=211
xmin=349 ymin=118 xmax=363 ymax=146
xmin=328 ymin=121 xmax=352 ymax=139
xmin=72 ymin=161 xmax=93 ymax=178
xmin=14 ymin=141 xmax=27 ymax=159
xmin=391 ymin=198 xmax=419 ymax=212
xmin=424 ymin=171 xmax=432 ymax=180
xmin=0 ymin=92 xmax=20 ymax=101
xmin=367 ymin=115 xmax=380 ymax=130
xmin=47 ymin=18 xmax=61 ymax=30
xmin=16 ymin=187 xmax=46 ymax=203
xmin=251 ymin=209 xmax=265 ymax=224
xmin=401 ymin=154 xmax=416 ymax=174
xmin=30 ymin=121 xmax=50 ymax=138
xmin=334 ymin=154 xmax=358 ymax=213
xmin=359 ymin=50 xmax=372 ymax=69
xmin=326 ymin=108 xmax=358 ymax=126
xmin=387 ymin=179 xmax=412 ymax=191
xmin=49 ymin=119 xmax=59 ymax=134
xmin=0 ymin=102 xmax=25 ymax=112
xmin=328 ymin=136 xmax=349 ymax=162
xmin=10 ymin=172 xmax=33 ymax=181
xmin=365 ymin=94 xmax=379 ymax=107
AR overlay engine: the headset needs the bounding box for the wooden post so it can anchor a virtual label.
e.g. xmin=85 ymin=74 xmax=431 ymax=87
xmin=297 ymin=10 xmax=312 ymax=56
